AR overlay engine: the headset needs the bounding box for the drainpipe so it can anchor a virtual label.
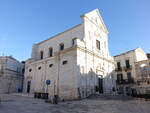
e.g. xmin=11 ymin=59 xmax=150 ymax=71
xmin=54 ymin=52 xmax=60 ymax=104
xmin=91 ymin=28 xmax=95 ymax=94
xmin=84 ymin=41 xmax=88 ymax=97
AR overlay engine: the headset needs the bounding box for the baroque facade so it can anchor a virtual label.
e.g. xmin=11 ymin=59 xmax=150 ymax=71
xmin=23 ymin=9 xmax=115 ymax=100
xmin=114 ymin=48 xmax=148 ymax=95
xmin=0 ymin=56 xmax=24 ymax=93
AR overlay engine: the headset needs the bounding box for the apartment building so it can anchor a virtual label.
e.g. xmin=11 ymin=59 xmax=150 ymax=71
xmin=114 ymin=48 xmax=148 ymax=95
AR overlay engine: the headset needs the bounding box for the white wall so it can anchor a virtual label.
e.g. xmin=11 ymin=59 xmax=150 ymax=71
xmin=0 ymin=56 xmax=24 ymax=94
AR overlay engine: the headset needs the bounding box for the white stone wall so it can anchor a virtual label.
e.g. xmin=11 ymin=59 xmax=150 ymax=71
xmin=32 ymin=24 xmax=84 ymax=61
xmin=0 ymin=56 xmax=24 ymax=94
xmin=77 ymin=9 xmax=115 ymax=95
xmin=24 ymin=49 xmax=78 ymax=100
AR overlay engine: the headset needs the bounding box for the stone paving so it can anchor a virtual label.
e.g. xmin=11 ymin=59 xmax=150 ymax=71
xmin=0 ymin=94 xmax=150 ymax=113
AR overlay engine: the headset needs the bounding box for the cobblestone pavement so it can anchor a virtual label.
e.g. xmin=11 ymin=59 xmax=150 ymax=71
xmin=0 ymin=94 xmax=150 ymax=113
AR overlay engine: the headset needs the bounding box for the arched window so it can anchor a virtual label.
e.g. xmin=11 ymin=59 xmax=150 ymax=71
xmin=40 ymin=51 xmax=44 ymax=59
xmin=49 ymin=48 xmax=53 ymax=57
xmin=59 ymin=43 xmax=64 ymax=51
xmin=72 ymin=38 xmax=77 ymax=46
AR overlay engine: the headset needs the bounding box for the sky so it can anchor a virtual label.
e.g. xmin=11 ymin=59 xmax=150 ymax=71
xmin=0 ymin=0 xmax=150 ymax=61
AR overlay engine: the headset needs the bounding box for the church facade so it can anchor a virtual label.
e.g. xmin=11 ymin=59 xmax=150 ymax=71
xmin=23 ymin=9 xmax=115 ymax=100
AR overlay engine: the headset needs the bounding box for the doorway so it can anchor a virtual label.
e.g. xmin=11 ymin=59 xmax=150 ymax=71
xmin=27 ymin=81 xmax=31 ymax=93
xmin=98 ymin=75 xmax=103 ymax=93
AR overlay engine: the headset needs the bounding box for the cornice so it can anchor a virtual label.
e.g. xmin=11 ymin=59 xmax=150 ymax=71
xmin=26 ymin=45 xmax=114 ymax=67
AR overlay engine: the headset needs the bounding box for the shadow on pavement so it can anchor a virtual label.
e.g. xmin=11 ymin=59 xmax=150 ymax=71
xmin=87 ymin=94 xmax=135 ymax=101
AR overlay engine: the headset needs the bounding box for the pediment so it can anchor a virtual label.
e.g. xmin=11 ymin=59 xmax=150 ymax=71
xmin=81 ymin=9 xmax=108 ymax=33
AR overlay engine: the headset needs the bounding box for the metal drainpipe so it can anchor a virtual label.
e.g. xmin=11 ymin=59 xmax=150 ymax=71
xmin=57 ymin=52 xmax=60 ymax=98
xmin=84 ymin=40 xmax=88 ymax=97
xmin=44 ymin=61 xmax=47 ymax=93
xmin=91 ymin=28 xmax=95 ymax=93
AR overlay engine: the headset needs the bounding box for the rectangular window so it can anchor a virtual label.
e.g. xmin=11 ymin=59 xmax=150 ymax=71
xmin=117 ymin=62 xmax=121 ymax=70
xmin=49 ymin=48 xmax=53 ymax=57
xmin=96 ymin=40 xmax=100 ymax=50
xmin=40 ymin=51 xmax=43 ymax=59
xmin=125 ymin=60 xmax=130 ymax=68
xmin=127 ymin=72 xmax=132 ymax=80
xmin=117 ymin=74 xmax=123 ymax=81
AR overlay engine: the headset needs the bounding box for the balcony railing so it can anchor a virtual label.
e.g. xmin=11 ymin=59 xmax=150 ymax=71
xmin=115 ymin=67 xmax=122 ymax=72
xmin=124 ymin=65 xmax=132 ymax=71
xmin=115 ymin=65 xmax=132 ymax=72
xmin=116 ymin=79 xmax=134 ymax=85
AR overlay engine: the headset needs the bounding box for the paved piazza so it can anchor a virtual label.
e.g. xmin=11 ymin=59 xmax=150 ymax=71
xmin=0 ymin=94 xmax=150 ymax=113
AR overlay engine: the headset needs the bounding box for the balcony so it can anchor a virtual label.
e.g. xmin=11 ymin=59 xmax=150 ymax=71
xmin=116 ymin=79 xmax=134 ymax=85
xmin=124 ymin=65 xmax=132 ymax=71
xmin=115 ymin=67 xmax=122 ymax=72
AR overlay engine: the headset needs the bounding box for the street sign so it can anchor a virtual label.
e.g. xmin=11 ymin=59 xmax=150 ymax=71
xmin=46 ymin=80 xmax=51 ymax=85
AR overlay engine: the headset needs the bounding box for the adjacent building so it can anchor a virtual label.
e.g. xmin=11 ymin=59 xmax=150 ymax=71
xmin=0 ymin=56 xmax=24 ymax=93
xmin=24 ymin=9 xmax=115 ymax=100
xmin=147 ymin=53 xmax=150 ymax=59
xmin=135 ymin=59 xmax=150 ymax=95
xmin=114 ymin=48 xmax=148 ymax=95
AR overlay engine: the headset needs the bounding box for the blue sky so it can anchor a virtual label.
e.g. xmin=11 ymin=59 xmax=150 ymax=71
xmin=0 ymin=0 xmax=150 ymax=61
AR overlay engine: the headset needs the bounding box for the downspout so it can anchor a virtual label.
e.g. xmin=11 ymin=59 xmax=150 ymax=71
xmin=84 ymin=41 xmax=88 ymax=97
xmin=57 ymin=52 xmax=60 ymax=98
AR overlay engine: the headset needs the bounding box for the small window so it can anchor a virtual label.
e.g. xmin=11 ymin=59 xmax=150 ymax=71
xmin=62 ymin=60 xmax=68 ymax=65
xmin=49 ymin=64 xmax=53 ymax=68
xmin=29 ymin=69 xmax=32 ymax=72
xmin=72 ymin=38 xmax=77 ymax=46
xmin=96 ymin=40 xmax=100 ymax=50
xmin=59 ymin=43 xmax=64 ymax=51
xmin=49 ymin=48 xmax=53 ymax=57
xmin=40 ymin=51 xmax=44 ymax=59
xmin=38 ymin=66 xmax=41 ymax=70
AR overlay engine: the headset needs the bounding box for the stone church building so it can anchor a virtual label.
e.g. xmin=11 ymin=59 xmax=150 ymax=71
xmin=24 ymin=9 xmax=115 ymax=100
